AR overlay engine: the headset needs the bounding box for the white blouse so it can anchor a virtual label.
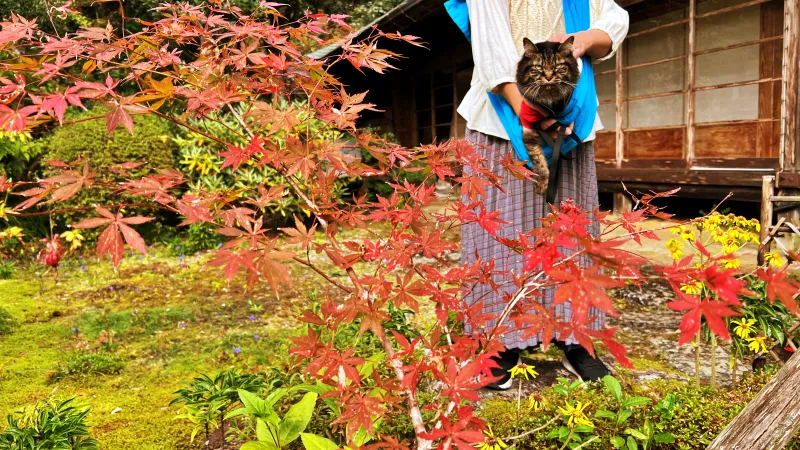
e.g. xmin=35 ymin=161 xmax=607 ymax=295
xmin=457 ymin=0 xmax=630 ymax=141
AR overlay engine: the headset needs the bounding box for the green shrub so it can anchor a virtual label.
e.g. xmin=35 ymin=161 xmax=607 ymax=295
xmin=163 ymin=223 xmax=221 ymax=256
xmin=479 ymin=370 xmax=789 ymax=450
xmin=170 ymin=368 xmax=268 ymax=443
xmin=0 ymin=259 xmax=16 ymax=279
xmin=51 ymin=352 xmax=126 ymax=380
xmin=40 ymin=105 xmax=178 ymax=233
xmin=173 ymin=106 xmax=350 ymax=228
xmin=0 ymin=306 xmax=18 ymax=336
xmin=0 ymin=397 xmax=99 ymax=450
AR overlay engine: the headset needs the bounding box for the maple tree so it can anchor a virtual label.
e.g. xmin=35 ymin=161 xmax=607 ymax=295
xmin=1 ymin=2 xmax=799 ymax=449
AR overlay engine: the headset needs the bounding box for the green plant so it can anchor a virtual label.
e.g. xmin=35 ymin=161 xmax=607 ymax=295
xmin=172 ymin=106 xmax=350 ymax=227
xmin=595 ymin=376 xmax=675 ymax=450
xmin=231 ymin=390 xmax=336 ymax=450
xmin=0 ymin=397 xmax=99 ymax=450
xmin=50 ymin=352 xmax=126 ymax=380
xmin=163 ymin=223 xmax=221 ymax=256
xmin=171 ymin=369 xmax=268 ymax=448
xmin=0 ymin=305 xmax=19 ymax=336
xmin=727 ymin=274 xmax=797 ymax=362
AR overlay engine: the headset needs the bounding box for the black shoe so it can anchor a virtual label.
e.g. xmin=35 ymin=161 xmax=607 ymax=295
xmin=560 ymin=344 xmax=610 ymax=382
xmin=486 ymin=349 xmax=520 ymax=390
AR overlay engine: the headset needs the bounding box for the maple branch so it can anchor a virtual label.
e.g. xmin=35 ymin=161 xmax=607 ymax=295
xmin=11 ymin=203 xmax=169 ymax=217
xmin=149 ymin=110 xmax=230 ymax=147
xmin=373 ymin=324 xmax=432 ymax=450
xmin=291 ymin=256 xmax=352 ymax=294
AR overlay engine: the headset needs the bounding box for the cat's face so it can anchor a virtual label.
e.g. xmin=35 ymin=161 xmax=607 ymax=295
xmin=516 ymin=37 xmax=579 ymax=108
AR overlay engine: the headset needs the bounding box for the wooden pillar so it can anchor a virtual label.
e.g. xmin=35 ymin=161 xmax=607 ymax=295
xmin=615 ymin=42 xmax=625 ymax=169
xmin=613 ymin=192 xmax=633 ymax=213
xmin=759 ymin=175 xmax=775 ymax=266
xmin=782 ymin=0 xmax=800 ymax=171
xmin=686 ymin=0 xmax=697 ymax=167
xmin=708 ymin=350 xmax=800 ymax=450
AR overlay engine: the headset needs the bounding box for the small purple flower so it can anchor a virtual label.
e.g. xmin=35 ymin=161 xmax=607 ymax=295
xmin=233 ymin=346 xmax=241 ymax=355
xmin=72 ymin=327 xmax=78 ymax=334
xmin=80 ymin=266 xmax=87 ymax=272
xmin=109 ymin=285 xmax=114 ymax=291
xmin=139 ymin=255 xmax=144 ymax=261
xmin=134 ymin=287 xmax=139 ymax=293
xmin=178 ymin=321 xmax=186 ymax=329
xmin=253 ymin=335 xmax=260 ymax=341
xmin=217 ymin=243 xmax=223 ymax=249
xmin=248 ymin=315 xmax=256 ymax=322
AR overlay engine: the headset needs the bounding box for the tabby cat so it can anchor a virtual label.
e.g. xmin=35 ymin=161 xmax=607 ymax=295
xmin=515 ymin=36 xmax=579 ymax=194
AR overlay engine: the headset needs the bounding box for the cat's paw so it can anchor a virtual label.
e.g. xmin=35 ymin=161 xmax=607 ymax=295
xmin=533 ymin=167 xmax=549 ymax=195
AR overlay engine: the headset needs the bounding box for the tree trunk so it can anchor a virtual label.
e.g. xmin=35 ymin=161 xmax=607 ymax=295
xmin=707 ymin=350 xmax=800 ymax=450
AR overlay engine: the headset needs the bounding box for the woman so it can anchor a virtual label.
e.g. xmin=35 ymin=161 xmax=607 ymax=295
xmin=458 ymin=0 xmax=629 ymax=388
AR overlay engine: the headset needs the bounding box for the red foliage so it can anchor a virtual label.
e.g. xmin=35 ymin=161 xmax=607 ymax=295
xmin=2 ymin=4 xmax=796 ymax=448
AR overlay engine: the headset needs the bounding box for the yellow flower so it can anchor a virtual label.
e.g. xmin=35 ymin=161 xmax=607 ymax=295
xmin=723 ymin=258 xmax=741 ymax=269
xmin=0 ymin=226 xmax=23 ymax=239
xmin=509 ymin=363 xmax=539 ymax=380
xmin=528 ymin=393 xmax=546 ymax=412
xmin=764 ymin=252 xmax=784 ymax=268
xmin=60 ymin=229 xmax=84 ymax=251
xmin=478 ymin=425 xmax=508 ymax=450
xmin=722 ymin=240 xmax=739 ymax=255
xmin=732 ymin=318 xmax=756 ymax=339
xmin=666 ymin=238 xmax=684 ymax=259
xmin=669 ymin=226 xmax=682 ymax=235
xmin=680 ymin=281 xmax=703 ymax=295
xmin=747 ymin=336 xmax=769 ymax=354
xmin=750 ymin=219 xmax=761 ymax=233
xmin=558 ymin=401 xmax=593 ymax=428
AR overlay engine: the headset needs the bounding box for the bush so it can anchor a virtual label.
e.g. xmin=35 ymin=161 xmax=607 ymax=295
xmin=40 ymin=105 xmax=178 ymax=234
xmin=50 ymin=352 xmax=126 ymax=380
xmin=0 ymin=306 xmax=18 ymax=336
xmin=0 ymin=397 xmax=99 ymax=450
xmin=163 ymin=223 xmax=221 ymax=256
xmin=479 ymin=370 xmax=790 ymax=450
xmin=173 ymin=106 xmax=351 ymax=228
xmin=0 ymin=259 xmax=15 ymax=280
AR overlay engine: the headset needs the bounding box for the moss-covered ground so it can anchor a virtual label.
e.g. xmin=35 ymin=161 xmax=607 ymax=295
xmin=0 ymin=218 xmax=795 ymax=449
xmin=0 ymin=248 xmax=320 ymax=450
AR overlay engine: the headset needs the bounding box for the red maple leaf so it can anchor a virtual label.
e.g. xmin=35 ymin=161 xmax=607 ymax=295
xmin=758 ymin=268 xmax=800 ymax=316
xmin=666 ymin=294 xmax=740 ymax=345
xmin=71 ymin=206 xmax=153 ymax=266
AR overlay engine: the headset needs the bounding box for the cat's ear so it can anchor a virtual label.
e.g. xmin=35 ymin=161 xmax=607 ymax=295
xmin=522 ymin=37 xmax=539 ymax=57
xmin=558 ymin=36 xmax=575 ymax=55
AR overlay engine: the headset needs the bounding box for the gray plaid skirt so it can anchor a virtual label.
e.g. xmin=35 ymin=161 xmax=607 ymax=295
xmin=461 ymin=128 xmax=605 ymax=350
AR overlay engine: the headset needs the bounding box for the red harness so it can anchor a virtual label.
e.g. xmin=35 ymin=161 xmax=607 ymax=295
xmin=519 ymin=101 xmax=546 ymax=129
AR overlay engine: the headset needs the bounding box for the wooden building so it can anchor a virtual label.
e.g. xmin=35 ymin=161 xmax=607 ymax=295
xmin=318 ymin=0 xmax=800 ymax=204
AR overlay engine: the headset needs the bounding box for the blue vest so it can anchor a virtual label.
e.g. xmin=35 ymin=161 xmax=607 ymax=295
xmin=444 ymin=0 xmax=598 ymax=165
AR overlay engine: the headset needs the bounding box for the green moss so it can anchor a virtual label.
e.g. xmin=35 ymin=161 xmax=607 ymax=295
xmin=0 ymin=251 xmax=305 ymax=450
xmin=51 ymin=353 xmax=127 ymax=381
xmin=76 ymin=307 xmax=194 ymax=338
xmin=0 ymin=306 xmax=18 ymax=335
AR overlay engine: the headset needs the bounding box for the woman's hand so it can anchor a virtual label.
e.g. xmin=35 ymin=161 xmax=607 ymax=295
xmin=548 ymin=29 xmax=613 ymax=59
xmin=498 ymin=83 xmax=573 ymax=139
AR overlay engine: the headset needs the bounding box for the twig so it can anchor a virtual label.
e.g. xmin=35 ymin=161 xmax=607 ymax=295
xmin=503 ymin=416 xmax=559 ymax=441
